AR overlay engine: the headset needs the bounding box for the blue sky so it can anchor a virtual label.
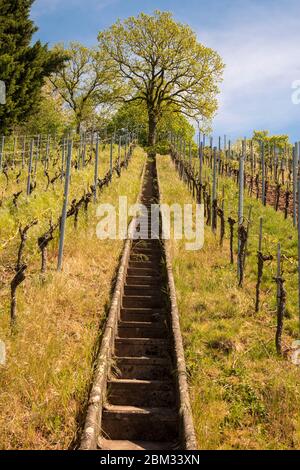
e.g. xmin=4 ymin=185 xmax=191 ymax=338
xmin=31 ymin=0 xmax=300 ymax=142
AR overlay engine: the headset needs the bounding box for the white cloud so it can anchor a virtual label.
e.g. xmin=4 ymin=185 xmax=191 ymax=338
xmin=198 ymin=1 xmax=300 ymax=140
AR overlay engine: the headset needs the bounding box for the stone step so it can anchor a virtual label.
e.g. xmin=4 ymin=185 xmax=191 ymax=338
xmin=132 ymin=240 xmax=161 ymax=249
xmin=118 ymin=321 xmax=165 ymax=338
xmin=129 ymin=261 xmax=158 ymax=269
xmin=98 ymin=439 xmax=176 ymax=450
xmin=101 ymin=405 xmax=178 ymax=441
xmin=115 ymin=337 xmax=170 ymax=358
xmin=130 ymin=253 xmax=160 ymax=262
xmin=122 ymin=295 xmax=162 ymax=309
xmin=126 ymin=276 xmax=160 ymax=286
xmin=107 ymin=379 xmax=175 ymax=407
xmin=114 ymin=356 xmax=172 ymax=380
xmin=127 ymin=267 xmax=160 ymax=277
xmin=131 ymin=247 xmax=161 ymax=255
xmin=120 ymin=308 xmax=164 ymax=322
xmin=124 ymin=285 xmax=160 ymax=296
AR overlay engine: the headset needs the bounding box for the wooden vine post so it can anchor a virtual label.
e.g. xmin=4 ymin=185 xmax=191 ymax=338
xmin=34 ymin=134 xmax=40 ymax=176
xmin=57 ymin=140 xmax=73 ymax=271
xmin=118 ymin=135 xmax=121 ymax=173
xmin=199 ymin=141 xmax=203 ymax=204
xmin=26 ymin=139 xmax=34 ymax=196
xmin=0 ymin=135 xmax=5 ymax=171
xmin=293 ymin=145 xmax=298 ymax=227
xmin=298 ymin=172 xmax=300 ymax=333
xmin=275 ymin=243 xmax=286 ymax=355
xmin=261 ymin=141 xmax=266 ymax=206
xmin=110 ymin=135 xmax=113 ymax=178
xmin=212 ymin=147 xmax=217 ymax=233
xmin=45 ymin=135 xmax=50 ymax=170
xmin=237 ymin=139 xmax=245 ymax=285
xmin=61 ymin=138 xmax=65 ymax=181
xmin=94 ymin=134 xmax=99 ymax=203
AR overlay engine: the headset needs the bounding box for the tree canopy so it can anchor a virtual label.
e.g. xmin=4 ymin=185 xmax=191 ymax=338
xmin=98 ymin=10 xmax=224 ymax=150
xmin=50 ymin=42 xmax=121 ymax=133
xmin=0 ymin=0 xmax=66 ymax=133
xmin=252 ymin=130 xmax=291 ymax=156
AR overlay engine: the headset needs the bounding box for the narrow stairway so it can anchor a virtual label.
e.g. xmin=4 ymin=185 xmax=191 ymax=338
xmin=99 ymin=157 xmax=179 ymax=450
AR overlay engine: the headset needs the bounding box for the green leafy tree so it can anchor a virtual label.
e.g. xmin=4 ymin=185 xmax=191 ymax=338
xmin=20 ymin=80 xmax=72 ymax=135
xmin=0 ymin=0 xmax=66 ymax=133
xmin=50 ymin=42 xmax=121 ymax=134
xmin=252 ymin=130 xmax=291 ymax=158
xmin=99 ymin=10 xmax=224 ymax=151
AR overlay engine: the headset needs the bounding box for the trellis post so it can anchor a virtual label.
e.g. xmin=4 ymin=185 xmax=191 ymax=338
xmin=118 ymin=135 xmax=121 ymax=171
xmin=212 ymin=146 xmax=217 ymax=202
xmin=199 ymin=142 xmax=203 ymax=186
xmin=261 ymin=141 xmax=266 ymax=205
xmin=293 ymin=145 xmax=297 ymax=227
xmin=94 ymin=135 xmax=99 ymax=203
xmin=237 ymin=139 xmax=245 ymax=278
xmin=57 ymin=140 xmax=73 ymax=271
xmin=0 ymin=136 xmax=4 ymax=171
xmin=110 ymin=135 xmax=113 ymax=177
xmin=22 ymin=136 xmax=26 ymax=168
xmin=34 ymin=135 xmax=40 ymax=176
xmin=26 ymin=140 xmax=34 ymax=196
xmin=297 ymin=173 xmax=300 ymax=332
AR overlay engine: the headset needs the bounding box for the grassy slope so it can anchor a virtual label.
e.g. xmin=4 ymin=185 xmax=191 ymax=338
xmin=157 ymin=155 xmax=300 ymax=450
xmin=0 ymin=148 xmax=146 ymax=449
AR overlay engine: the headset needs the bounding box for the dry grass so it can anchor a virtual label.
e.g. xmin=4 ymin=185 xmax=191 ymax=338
xmin=0 ymin=147 xmax=146 ymax=449
xmin=157 ymin=155 xmax=300 ymax=450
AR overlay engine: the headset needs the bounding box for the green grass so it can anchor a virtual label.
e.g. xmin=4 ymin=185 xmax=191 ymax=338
xmin=157 ymin=154 xmax=300 ymax=450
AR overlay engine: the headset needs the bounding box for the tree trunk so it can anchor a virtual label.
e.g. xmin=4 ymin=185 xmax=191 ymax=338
xmin=148 ymin=110 xmax=157 ymax=148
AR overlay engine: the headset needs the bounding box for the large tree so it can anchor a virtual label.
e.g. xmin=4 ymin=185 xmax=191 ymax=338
xmin=0 ymin=0 xmax=65 ymax=133
xmin=50 ymin=42 xmax=120 ymax=134
xmin=98 ymin=11 xmax=224 ymax=150
xmin=109 ymin=99 xmax=195 ymax=148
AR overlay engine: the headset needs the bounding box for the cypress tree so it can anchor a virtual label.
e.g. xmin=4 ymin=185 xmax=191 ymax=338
xmin=0 ymin=0 xmax=65 ymax=133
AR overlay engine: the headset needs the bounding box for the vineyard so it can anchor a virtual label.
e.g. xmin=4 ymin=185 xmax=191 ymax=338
xmin=157 ymin=137 xmax=300 ymax=449
xmin=1 ymin=2 xmax=300 ymax=455
xmin=0 ymin=131 xmax=147 ymax=448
